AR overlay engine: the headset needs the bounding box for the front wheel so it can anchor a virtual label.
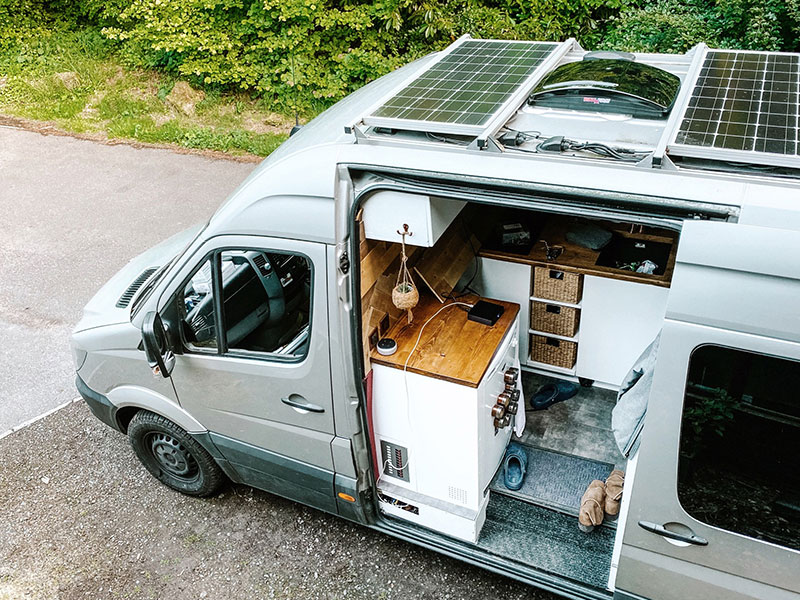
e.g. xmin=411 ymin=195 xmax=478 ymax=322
xmin=128 ymin=411 xmax=225 ymax=497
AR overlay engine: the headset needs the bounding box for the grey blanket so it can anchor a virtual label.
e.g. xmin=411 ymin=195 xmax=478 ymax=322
xmin=611 ymin=333 xmax=660 ymax=458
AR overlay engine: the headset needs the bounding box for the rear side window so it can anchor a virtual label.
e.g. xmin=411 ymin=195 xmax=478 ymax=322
xmin=678 ymin=345 xmax=800 ymax=550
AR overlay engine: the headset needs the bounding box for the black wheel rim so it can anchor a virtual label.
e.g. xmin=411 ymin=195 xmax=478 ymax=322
xmin=145 ymin=431 xmax=200 ymax=482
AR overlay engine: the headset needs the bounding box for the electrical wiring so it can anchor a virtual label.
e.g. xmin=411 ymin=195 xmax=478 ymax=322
xmin=425 ymin=132 xmax=470 ymax=145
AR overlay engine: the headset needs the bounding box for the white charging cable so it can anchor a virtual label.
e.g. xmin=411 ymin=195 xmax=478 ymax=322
xmin=402 ymin=301 xmax=473 ymax=374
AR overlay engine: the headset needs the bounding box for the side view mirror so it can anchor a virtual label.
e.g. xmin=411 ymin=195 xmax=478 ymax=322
xmin=142 ymin=311 xmax=175 ymax=378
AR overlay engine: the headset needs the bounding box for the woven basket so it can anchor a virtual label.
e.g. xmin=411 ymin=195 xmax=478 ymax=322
xmin=533 ymin=266 xmax=583 ymax=304
xmin=530 ymin=301 xmax=580 ymax=337
xmin=530 ymin=334 xmax=577 ymax=369
xmin=392 ymin=283 xmax=419 ymax=310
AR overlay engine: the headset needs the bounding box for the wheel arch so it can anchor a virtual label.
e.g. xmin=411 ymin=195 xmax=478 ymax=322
xmin=106 ymin=384 xmax=207 ymax=435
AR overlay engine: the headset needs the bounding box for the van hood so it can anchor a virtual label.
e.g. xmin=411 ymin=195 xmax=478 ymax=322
xmin=74 ymin=224 xmax=204 ymax=333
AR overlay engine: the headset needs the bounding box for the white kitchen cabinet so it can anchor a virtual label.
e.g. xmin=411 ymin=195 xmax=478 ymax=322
xmin=576 ymin=275 xmax=669 ymax=387
xmin=361 ymin=191 xmax=464 ymax=247
xmin=477 ymin=257 xmax=531 ymax=364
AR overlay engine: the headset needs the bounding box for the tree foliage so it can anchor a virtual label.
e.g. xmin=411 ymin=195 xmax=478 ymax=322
xmin=603 ymin=0 xmax=800 ymax=54
xmin=2 ymin=0 xmax=798 ymax=113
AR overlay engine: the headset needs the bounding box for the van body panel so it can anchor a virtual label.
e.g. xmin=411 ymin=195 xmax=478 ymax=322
xmin=619 ymin=321 xmax=800 ymax=596
xmin=618 ymin=544 xmax=797 ymax=600
xmin=167 ymin=235 xmax=336 ymax=471
xmin=73 ymin=224 xmax=204 ymax=333
xmin=667 ymin=222 xmax=800 ymax=342
xmin=74 ymin=322 xmax=179 ymax=407
xmin=326 ymin=243 xmax=362 ymax=442
xmin=331 ymin=436 xmax=356 ymax=479
xmin=619 ymin=219 xmax=800 ymax=598
xmin=206 ymin=195 xmax=335 ymax=243
xmin=209 ymin=432 xmax=337 ymax=514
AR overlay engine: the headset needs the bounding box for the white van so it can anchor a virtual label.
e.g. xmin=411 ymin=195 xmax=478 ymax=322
xmin=72 ymin=36 xmax=799 ymax=600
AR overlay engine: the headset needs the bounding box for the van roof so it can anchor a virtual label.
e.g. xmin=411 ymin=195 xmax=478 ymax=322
xmin=206 ymin=38 xmax=800 ymax=243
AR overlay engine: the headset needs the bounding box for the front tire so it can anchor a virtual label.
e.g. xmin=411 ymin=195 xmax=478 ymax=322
xmin=128 ymin=411 xmax=225 ymax=497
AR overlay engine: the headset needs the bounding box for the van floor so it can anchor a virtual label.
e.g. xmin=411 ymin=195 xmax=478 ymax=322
xmin=473 ymin=372 xmax=622 ymax=592
xmin=520 ymin=372 xmax=626 ymax=471
xmin=477 ymin=493 xmax=615 ymax=591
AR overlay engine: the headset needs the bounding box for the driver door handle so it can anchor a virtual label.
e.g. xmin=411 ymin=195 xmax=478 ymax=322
xmin=638 ymin=521 xmax=708 ymax=546
xmin=281 ymin=394 xmax=324 ymax=414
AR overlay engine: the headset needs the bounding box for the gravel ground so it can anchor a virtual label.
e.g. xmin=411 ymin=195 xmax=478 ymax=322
xmin=0 ymin=402 xmax=555 ymax=600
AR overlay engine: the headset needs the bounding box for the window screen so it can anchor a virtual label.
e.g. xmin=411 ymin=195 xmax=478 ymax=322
xmin=678 ymin=345 xmax=800 ymax=550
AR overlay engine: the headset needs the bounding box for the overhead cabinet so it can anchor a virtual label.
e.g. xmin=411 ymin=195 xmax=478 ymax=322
xmin=361 ymin=191 xmax=464 ymax=248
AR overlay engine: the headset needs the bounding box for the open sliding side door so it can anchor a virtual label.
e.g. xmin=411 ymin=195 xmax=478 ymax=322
xmin=615 ymin=220 xmax=800 ymax=600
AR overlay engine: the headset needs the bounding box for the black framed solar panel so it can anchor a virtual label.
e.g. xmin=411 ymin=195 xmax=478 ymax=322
xmin=670 ymin=49 xmax=800 ymax=167
xmin=364 ymin=39 xmax=560 ymax=135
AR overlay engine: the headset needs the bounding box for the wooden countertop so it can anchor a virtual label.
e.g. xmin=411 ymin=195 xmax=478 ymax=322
xmin=370 ymin=294 xmax=519 ymax=388
xmin=479 ymin=217 xmax=678 ymax=288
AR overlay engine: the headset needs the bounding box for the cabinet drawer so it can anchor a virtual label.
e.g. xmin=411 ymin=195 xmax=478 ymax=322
xmin=533 ymin=267 xmax=583 ymax=304
xmin=530 ymin=335 xmax=578 ymax=369
xmin=530 ymin=301 xmax=580 ymax=337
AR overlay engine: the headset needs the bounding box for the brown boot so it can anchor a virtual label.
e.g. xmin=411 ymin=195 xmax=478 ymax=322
xmin=604 ymin=470 xmax=625 ymax=520
xmin=579 ymin=480 xmax=606 ymax=532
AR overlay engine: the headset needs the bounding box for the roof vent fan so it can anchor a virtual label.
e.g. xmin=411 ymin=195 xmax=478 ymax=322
xmin=583 ymin=50 xmax=635 ymax=62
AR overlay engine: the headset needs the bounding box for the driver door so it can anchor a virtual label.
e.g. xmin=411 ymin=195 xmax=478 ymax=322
xmin=162 ymin=234 xmax=336 ymax=512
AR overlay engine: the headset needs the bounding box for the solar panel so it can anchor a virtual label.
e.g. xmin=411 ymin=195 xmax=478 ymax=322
xmin=364 ymin=39 xmax=560 ymax=136
xmin=670 ymin=49 xmax=800 ymax=167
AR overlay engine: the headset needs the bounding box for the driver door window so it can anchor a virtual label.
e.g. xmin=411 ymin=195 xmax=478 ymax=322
xmin=180 ymin=249 xmax=312 ymax=360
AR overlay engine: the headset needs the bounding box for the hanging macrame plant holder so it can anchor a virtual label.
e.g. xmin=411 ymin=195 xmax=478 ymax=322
xmin=392 ymin=224 xmax=419 ymax=323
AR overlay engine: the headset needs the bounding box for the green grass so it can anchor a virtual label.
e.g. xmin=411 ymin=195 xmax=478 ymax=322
xmin=0 ymin=27 xmax=290 ymax=157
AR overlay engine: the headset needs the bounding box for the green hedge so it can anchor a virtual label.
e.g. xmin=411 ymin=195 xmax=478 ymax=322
xmin=603 ymin=0 xmax=800 ymax=54
xmin=3 ymin=0 xmax=798 ymax=114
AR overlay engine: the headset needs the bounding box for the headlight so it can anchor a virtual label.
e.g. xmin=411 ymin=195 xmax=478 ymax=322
xmin=72 ymin=346 xmax=88 ymax=371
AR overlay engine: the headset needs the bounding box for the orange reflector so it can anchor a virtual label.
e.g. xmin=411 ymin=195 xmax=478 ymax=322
xmin=337 ymin=492 xmax=356 ymax=503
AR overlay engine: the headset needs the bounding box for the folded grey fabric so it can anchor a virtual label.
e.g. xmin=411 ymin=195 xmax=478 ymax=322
xmin=612 ymin=332 xmax=661 ymax=458
xmin=565 ymin=223 xmax=613 ymax=250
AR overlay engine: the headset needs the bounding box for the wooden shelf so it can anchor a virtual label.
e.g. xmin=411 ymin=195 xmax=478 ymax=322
xmin=530 ymin=296 xmax=582 ymax=309
xmin=479 ymin=214 xmax=678 ymax=288
xmin=528 ymin=328 xmax=580 ymax=342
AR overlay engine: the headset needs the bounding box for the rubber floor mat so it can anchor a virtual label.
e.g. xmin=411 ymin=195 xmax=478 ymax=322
xmin=490 ymin=444 xmax=614 ymax=517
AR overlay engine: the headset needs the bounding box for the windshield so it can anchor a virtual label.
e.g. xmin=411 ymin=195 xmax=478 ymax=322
xmin=131 ymin=223 xmax=207 ymax=317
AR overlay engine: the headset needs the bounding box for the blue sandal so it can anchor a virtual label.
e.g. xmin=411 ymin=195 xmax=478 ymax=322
xmin=503 ymin=442 xmax=528 ymax=491
xmin=529 ymin=381 xmax=579 ymax=411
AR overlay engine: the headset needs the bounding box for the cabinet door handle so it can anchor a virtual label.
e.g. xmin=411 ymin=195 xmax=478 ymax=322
xmin=281 ymin=395 xmax=324 ymax=413
xmin=638 ymin=521 xmax=708 ymax=546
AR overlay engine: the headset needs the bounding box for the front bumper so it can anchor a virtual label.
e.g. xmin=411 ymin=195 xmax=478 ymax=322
xmin=76 ymin=375 xmax=123 ymax=433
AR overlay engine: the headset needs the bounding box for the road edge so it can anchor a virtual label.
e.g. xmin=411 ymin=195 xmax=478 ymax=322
xmin=0 ymin=115 xmax=264 ymax=164
xmin=0 ymin=398 xmax=82 ymax=442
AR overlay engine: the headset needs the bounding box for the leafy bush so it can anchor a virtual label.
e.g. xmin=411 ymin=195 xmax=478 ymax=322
xmin=69 ymin=0 xmax=633 ymax=114
xmin=603 ymin=0 xmax=800 ymax=53
xmin=0 ymin=0 xmax=52 ymax=51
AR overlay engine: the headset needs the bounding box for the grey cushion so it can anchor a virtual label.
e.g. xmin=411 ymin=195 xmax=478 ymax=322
xmin=565 ymin=223 xmax=613 ymax=250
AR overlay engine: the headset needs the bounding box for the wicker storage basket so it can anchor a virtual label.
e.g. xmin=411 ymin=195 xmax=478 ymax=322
xmin=533 ymin=266 xmax=583 ymax=304
xmin=530 ymin=334 xmax=578 ymax=369
xmin=530 ymin=301 xmax=580 ymax=337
